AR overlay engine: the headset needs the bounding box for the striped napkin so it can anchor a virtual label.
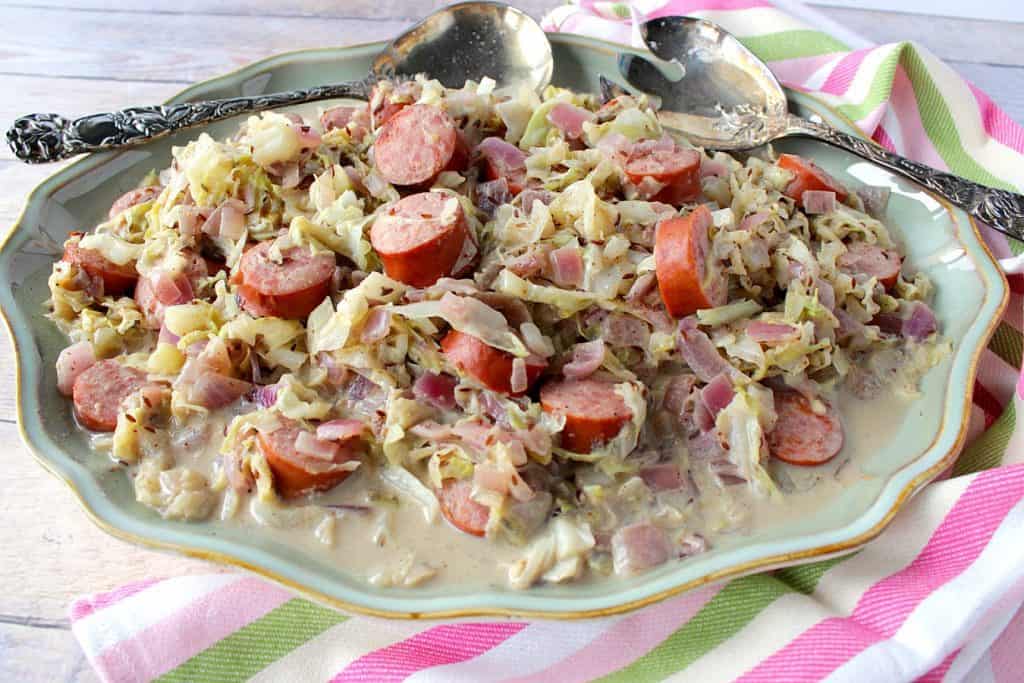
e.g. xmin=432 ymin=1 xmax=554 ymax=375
xmin=70 ymin=2 xmax=1024 ymax=681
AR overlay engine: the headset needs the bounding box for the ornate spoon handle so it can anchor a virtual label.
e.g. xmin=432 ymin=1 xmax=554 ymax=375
xmin=6 ymin=79 xmax=373 ymax=164
xmin=785 ymin=115 xmax=1024 ymax=241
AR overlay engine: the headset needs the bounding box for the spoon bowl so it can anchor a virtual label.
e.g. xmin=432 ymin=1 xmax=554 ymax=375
xmin=621 ymin=16 xmax=788 ymax=149
xmin=374 ymin=1 xmax=553 ymax=92
xmin=618 ymin=15 xmax=1024 ymax=239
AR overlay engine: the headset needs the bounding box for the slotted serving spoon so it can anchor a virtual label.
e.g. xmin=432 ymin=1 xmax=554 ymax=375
xmin=613 ymin=16 xmax=1024 ymax=240
xmin=6 ymin=1 xmax=552 ymax=164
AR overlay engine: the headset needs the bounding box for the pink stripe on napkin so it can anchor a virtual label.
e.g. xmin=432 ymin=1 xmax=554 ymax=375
xmin=70 ymin=578 xmax=162 ymax=621
xmin=819 ymin=48 xmax=870 ymax=95
xmin=94 ymin=577 xmax=292 ymax=682
xmin=736 ymin=465 xmax=1024 ymax=681
xmin=968 ymin=83 xmax=1024 ymax=155
xmin=873 ymin=125 xmax=898 ymax=152
xmin=917 ymin=648 xmax=960 ymax=682
xmin=990 ymin=600 xmax=1024 ymax=683
xmin=509 ymin=584 xmax=722 ymax=683
xmin=647 ymin=0 xmax=773 ymax=14
xmin=329 ymin=622 xmax=526 ymax=682
xmin=771 ymin=54 xmax=841 ymax=89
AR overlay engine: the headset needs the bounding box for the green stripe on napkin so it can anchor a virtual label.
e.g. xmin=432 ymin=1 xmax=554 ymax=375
xmin=157 ymin=599 xmax=347 ymax=683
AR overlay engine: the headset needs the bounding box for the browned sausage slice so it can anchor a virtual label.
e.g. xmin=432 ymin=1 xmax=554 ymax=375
xmin=777 ymin=153 xmax=849 ymax=207
xmin=624 ymin=145 xmax=702 ymax=205
xmin=768 ymin=392 xmax=844 ymax=466
xmin=370 ymin=191 xmax=469 ymax=287
xmin=373 ymin=104 xmax=458 ymax=186
xmin=437 ymin=478 xmax=489 ymax=537
xmin=235 ymin=241 xmax=335 ymax=319
xmin=654 ymin=205 xmax=726 ymax=318
xmin=440 ymin=330 xmax=545 ymax=396
xmin=108 ymin=186 xmax=162 ymax=220
xmin=62 ymin=233 xmax=139 ymax=296
xmin=540 ymin=378 xmax=633 ymax=453
xmin=256 ymin=418 xmax=362 ymax=499
xmin=71 ymin=360 xmax=148 ymax=432
xmin=837 ymin=242 xmax=902 ymax=290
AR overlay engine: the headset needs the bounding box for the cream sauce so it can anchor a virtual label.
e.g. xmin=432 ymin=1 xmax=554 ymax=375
xmin=124 ymin=385 xmax=915 ymax=589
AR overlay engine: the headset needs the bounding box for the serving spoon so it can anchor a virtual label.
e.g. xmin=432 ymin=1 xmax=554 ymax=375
xmin=6 ymin=1 xmax=552 ymax=164
xmin=616 ymin=16 xmax=1024 ymax=240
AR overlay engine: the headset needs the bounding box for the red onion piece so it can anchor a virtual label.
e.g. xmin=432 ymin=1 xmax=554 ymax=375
xmin=190 ymin=373 xmax=252 ymax=409
xmin=359 ymin=308 xmax=391 ymax=344
xmin=317 ymin=352 xmax=348 ymax=386
xmin=249 ymin=383 xmax=278 ymax=408
xmin=562 ymin=339 xmax=605 ymax=380
xmin=516 ymin=188 xmax=555 ymax=209
xmin=476 ymin=177 xmax=512 ymax=217
xmin=158 ymin=324 xmax=180 ymax=346
xmin=413 ymin=372 xmax=458 ymax=411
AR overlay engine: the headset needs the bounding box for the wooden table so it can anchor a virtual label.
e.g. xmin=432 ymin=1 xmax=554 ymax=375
xmin=0 ymin=2 xmax=1020 ymax=679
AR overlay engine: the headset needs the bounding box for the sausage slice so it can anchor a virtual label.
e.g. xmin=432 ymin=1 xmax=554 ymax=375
xmin=256 ymin=419 xmax=362 ymax=499
xmin=235 ymin=240 xmax=335 ymax=319
xmin=837 ymin=242 xmax=902 ymax=290
xmin=437 ymin=478 xmax=489 ymax=537
xmin=71 ymin=360 xmax=148 ymax=432
xmin=540 ymin=378 xmax=633 ymax=453
xmin=777 ymin=153 xmax=849 ymax=207
xmin=440 ymin=330 xmax=545 ymax=396
xmin=624 ymin=145 xmax=702 ymax=205
xmin=654 ymin=205 xmax=726 ymax=318
xmin=768 ymin=392 xmax=844 ymax=466
xmin=62 ymin=233 xmax=139 ymax=296
xmin=373 ymin=104 xmax=458 ymax=186
xmin=370 ymin=191 xmax=469 ymax=287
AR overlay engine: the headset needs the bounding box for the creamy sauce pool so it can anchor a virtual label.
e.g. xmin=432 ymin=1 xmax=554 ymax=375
xmin=128 ymin=386 xmax=911 ymax=588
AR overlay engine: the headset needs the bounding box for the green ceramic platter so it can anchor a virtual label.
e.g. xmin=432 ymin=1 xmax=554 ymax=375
xmin=0 ymin=34 xmax=1008 ymax=619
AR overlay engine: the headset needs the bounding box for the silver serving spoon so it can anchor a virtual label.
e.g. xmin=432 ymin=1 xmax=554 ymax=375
xmin=617 ymin=16 xmax=1024 ymax=240
xmin=6 ymin=1 xmax=552 ymax=164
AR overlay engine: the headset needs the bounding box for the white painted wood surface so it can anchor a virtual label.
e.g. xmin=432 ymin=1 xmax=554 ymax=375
xmin=0 ymin=1 xmax=1020 ymax=679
